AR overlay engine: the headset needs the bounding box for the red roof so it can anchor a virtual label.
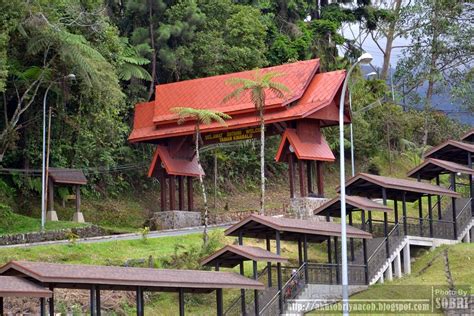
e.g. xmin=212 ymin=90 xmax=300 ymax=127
xmin=152 ymin=59 xmax=320 ymax=125
xmin=275 ymin=129 xmax=335 ymax=162
xmin=129 ymin=61 xmax=347 ymax=143
xmin=148 ymin=145 xmax=204 ymax=177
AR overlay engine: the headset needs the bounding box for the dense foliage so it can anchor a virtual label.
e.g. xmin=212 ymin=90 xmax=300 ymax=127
xmin=0 ymin=0 xmax=469 ymax=214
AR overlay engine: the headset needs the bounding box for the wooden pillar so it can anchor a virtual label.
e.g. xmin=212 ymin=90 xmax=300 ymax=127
xmin=382 ymin=188 xmax=389 ymax=257
xmin=418 ymin=197 xmax=423 ymax=236
xmin=428 ymin=195 xmax=433 ymax=238
xmin=179 ymin=288 xmax=185 ymax=316
xmin=361 ymin=210 xmax=369 ymax=284
xmin=187 ymin=177 xmax=193 ymax=212
xmin=334 ymin=236 xmax=340 ymax=284
xmin=75 ymin=185 xmax=81 ymax=213
xmin=178 ymin=176 xmax=184 ymax=210
xmin=169 ymin=175 xmax=176 ymax=210
xmin=451 ymin=173 xmax=457 ymax=239
xmin=253 ymin=260 xmax=259 ymax=315
xmin=276 ymin=230 xmax=283 ymax=312
xmin=238 ymin=232 xmax=246 ymax=315
xmin=161 ymin=170 xmax=167 ymax=211
xmin=307 ymin=161 xmax=313 ymax=194
xmin=0 ymin=297 xmax=3 ymax=316
xmin=349 ymin=211 xmax=354 ymax=262
xmin=468 ymin=152 xmax=474 ymax=216
xmin=48 ymin=285 xmax=54 ymax=316
xmin=436 ymin=176 xmax=442 ymax=220
xmin=316 ymin=161 xmax=324 ymax=196
xmin=90 ymin=285 xmax=97 ymax=316
xmin=96 ymin=286 xmax=101 ymax=316
xmin=298 ymin=238 xmax=303 ymax=266
xmin=298 ymin=159 xmax=306 ymax=197
xmin=136 ymin=287 xmax=144 ymax=316
xmin=288 ymin=154 xmax=295 ymax=198
xmin=40 ymin=297 xmax=46 ymax=316
xmin=215 ymin=263 xmax=223 ymax=316
xmin=402 ymin=192 xmax=408 ymax=235
xmin=394 ymin=198 xmax=398 ymax=225
xmin=327 ymin=236 xmax=333 ymax=284
xmin=266 ymin=235 xmax=272 ymax=287
xmin=368 ymin=211 xmax=373 ymax=233
xmin=48 ymin=178 xmax=54 ymax=212
xmin=303 ymin=234 xmax=308 ymax=282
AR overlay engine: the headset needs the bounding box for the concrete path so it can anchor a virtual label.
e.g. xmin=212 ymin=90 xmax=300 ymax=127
xmin=0 ymin=223 xmax=233 ymax=249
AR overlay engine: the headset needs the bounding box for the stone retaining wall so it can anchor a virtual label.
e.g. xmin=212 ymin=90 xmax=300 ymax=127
xmin=0 ymin=225 xmax=106 ymax=246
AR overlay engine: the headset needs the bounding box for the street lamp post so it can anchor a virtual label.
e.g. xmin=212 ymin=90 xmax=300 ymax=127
xmin=339 ymin=53 xmax=373 ymax=315
xmin=41 ymin=74 xmax=75 ymax=231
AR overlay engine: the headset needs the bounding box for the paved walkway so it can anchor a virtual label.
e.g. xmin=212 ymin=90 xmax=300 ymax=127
xmin=0 ymin=223 xmax=233 ymax=249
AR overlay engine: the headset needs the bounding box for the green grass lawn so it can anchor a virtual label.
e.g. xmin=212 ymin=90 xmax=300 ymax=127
xmin=309 ymin=243 xmax=474 ymax=315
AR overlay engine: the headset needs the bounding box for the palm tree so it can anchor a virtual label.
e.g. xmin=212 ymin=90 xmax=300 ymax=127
xmin=223 ymin=70 xmax=289 ymax=215
xmin=171 ymin=107 xmax=231 ymax=245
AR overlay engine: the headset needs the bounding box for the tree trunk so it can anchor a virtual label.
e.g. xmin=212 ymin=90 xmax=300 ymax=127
xmin=381 ymin=0 xmax=402 ymax=80
xmin=196 ymin=125 xmax=209 ymax=245
xmin=147 ymin=0 xmax=157 ymax=101
xmin=260 ymin=108 xmax=265 ymax=215
xmin=213 ymin=151 xmax=217 ymax=209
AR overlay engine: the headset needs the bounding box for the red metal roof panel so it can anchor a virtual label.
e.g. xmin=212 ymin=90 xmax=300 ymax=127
xmin=148 ymin=145 xmax=204 ymax=177
xmin=275 ymin=128 xmax=335 ymax=162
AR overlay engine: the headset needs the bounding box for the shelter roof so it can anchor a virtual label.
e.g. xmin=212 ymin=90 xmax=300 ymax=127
xmin=339 ymin=173 xmax=459 ymax=202
xmin=224 ymin=214 xmax=372 ymax=242
xmin=423 ymin=140 xmax=474 ymax=165
xmin=0 ymin=276 xmax=52 ymax=298
xmin=152 ymin=59 xmax=320 ymax=125
xmin=461 ymin=129 xmax=474 ymax=143
xmin=275 ymin=129 xmax=335 ymax=162
xmin=129 ymin=64 xmax=347 ymax=143
xmin=48 ymin=168 xmax=87 ymax=185
xmin=148 ymin=145 xmax=204 ymax=177
xmin=407 ymin=158 xmax=474 ymax=180
xmin=0 ymin=261 xmax=264 ymax=293
xmin=313 ymin=195 xmax=392 ymax=217
xmin=200 ymin=245 xmax=288 ymax=268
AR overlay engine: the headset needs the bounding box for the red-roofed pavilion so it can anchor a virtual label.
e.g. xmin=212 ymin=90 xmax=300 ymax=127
xmin=129 ymin=59 xmax=348 ymax=211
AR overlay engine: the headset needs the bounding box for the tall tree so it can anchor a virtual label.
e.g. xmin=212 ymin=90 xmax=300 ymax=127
xmin=224 ymin=71 xmax=289 ymax=215
xmin=171 ymin=107 xmax=230 ymax=245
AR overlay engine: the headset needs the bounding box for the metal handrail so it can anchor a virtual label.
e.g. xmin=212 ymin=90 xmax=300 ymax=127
xmin=367 ymin=223 xmax=400 ymax=263
xmin=455 ymin=198 xmax=472 ymax=220
xmin=405 ymin=216 xmax=453 ymax=224
xmin=259 ymin=262 xmax=306 ymax=314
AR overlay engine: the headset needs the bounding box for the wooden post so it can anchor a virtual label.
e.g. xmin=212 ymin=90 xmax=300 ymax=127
xmin=48 ymin=178 xmax=54 ymax=212
xmin=48 ymin=285 xmax=54 ymax=316
xmin=349 ymin=211 xmax=354 ymax=262
xmin=402 ymin=192 xmax=408 ymax=235
xmin=238 ymin=232 xmax=246 ymax=315
xmin=40 ymin=297 xmax=46 ymax=316
xmin=0 ymin=297 xmax=3 ymax=316
xmin=468 ymin=152 xmax=474 ymax=216
xmin=368 ymin=211 xmax=373 ymax=233
xmin=266 ymin=235 xmax=272 ymax=287
xmin=303 ymin=234 xmax=308 ymax=282
xmin=169 ymin=175 xmax=176 ymax=210
xmin=75 ymin=185 xmax=81 ymax=213
xmin=327 ymin=236 xmax=333 ymax=284
xmin=361 ymin=210 xmax=369 ymax=284
xmin=161 ymin=169 xmax=167 ymax=211
xmin=276 ymin=230 xmax=283 ymax=312
xmin=334 ymin=236 xmax=340 ymax=284
xmin=96 ymin=286 xmax=101 ymax=316
xmin=382 ymin=188 xmax=389 ymax=257
xmin=436 ymin=176 xmax=442 ymax=220
xmin=297 ymin=160 xmax=305 ymax=196
xmin=136 ymin=287 xmax=144 ymax=316
xmin=215 ymin=262 xmax=223 ymax=316
xmin=187 ymin=177 xmax=193 ymax=212
xmin=178 ymin=176 xmax=184 ymax=210
xmin=451 ymin=173 xmax=457 ymax=239
xmin=298 ymin=238 xmax=303 ymax=266
xmin=179 ymin=288 xmax=185 ymax=316
xmin=316 ymin=161 xmax=324 ymax=196
xmin=253 ymin=260 xmax=259 ymax=315
xmin=394 ymin=198 xmax=398 ymax=224
xmin=90 ymin=285 xmax=97 ymax=316
xmin=418 ymin=197 xmax=423 ymax=236
xmin=307 ymin=161 xmax=313 ymax=194
xmin=428 ymin=195 xmax=433 ymax=238
xmin=288 ymin=154 xmax=295 ymax=198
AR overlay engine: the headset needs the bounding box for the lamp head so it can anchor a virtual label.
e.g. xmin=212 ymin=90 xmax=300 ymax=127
xmin=357 ymin=53 xmax=373 ymax=65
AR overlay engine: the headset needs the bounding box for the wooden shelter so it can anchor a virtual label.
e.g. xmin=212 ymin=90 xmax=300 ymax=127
xmin=128 ymin=59 xmax=351 ymax=210
xmin=0 ymin=261 xmax=263 ymax=316
xmin=47 ymin=168 xmax=87 ymax=222
xmin=461 ymin=129 xmax=474 ymax=143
